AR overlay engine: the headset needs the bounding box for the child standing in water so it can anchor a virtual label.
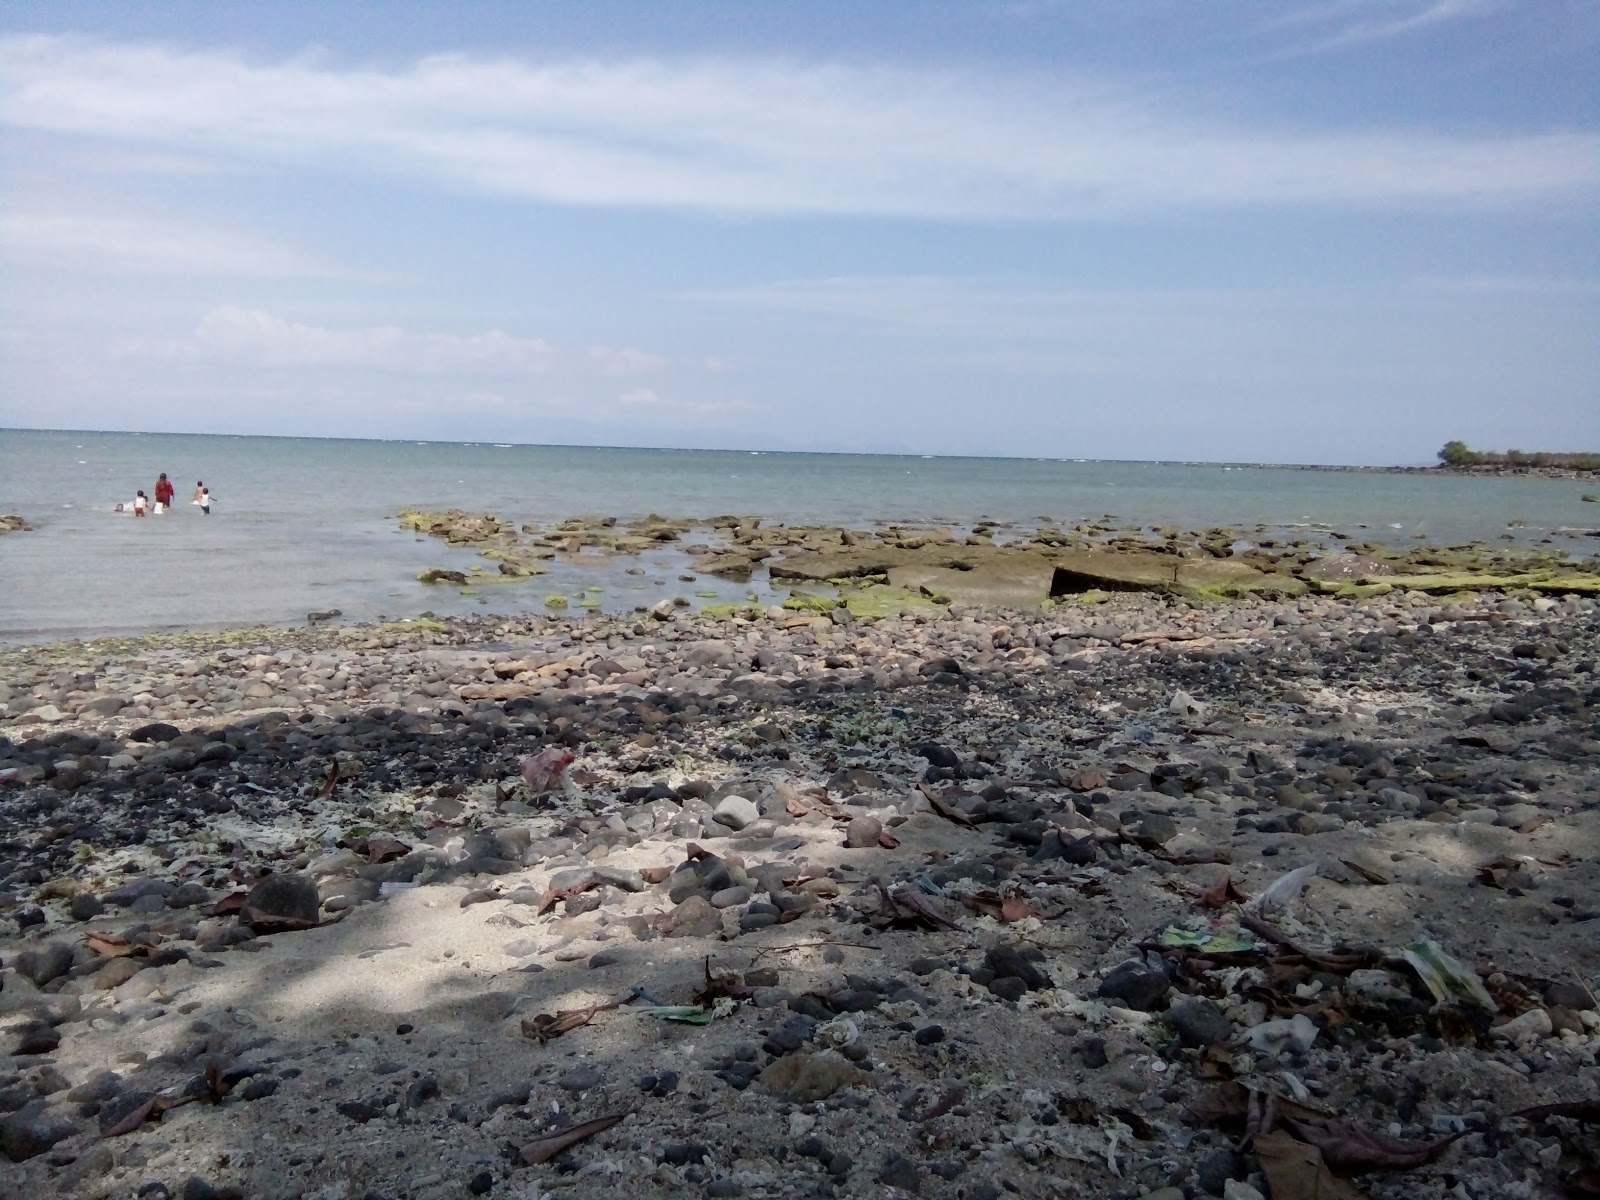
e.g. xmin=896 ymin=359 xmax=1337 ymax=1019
xmin=133 ymin=490 xmax=148 ymax=517
xmin=198 ymin=486 xmax=212 ymax=515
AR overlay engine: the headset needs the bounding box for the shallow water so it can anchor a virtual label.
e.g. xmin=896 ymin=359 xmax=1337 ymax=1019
xmin=1 ymin=428 xmax=1594 ymax=641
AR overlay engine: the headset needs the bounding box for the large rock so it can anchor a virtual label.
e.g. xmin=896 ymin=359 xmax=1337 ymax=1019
xmin=241 ymin=873 xmax=321 ymax=933
xmin=0 ymin=1107 xmax=79 ymax=1161
xmin=14 ymin=942 xmax=74 ymax=987
xmin=713 ymin=795 xmax=760 ymax=831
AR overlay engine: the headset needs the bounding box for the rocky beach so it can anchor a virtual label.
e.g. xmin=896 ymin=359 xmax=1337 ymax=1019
xmin=2 ymin=558 xmax=1599 ymax=1200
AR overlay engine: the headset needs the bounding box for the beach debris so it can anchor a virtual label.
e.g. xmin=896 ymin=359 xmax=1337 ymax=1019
xmin=1286 ymin=1118 xmax=1464 ymax=1172
xmin=1247 ymin=864 xmax=1317 ymax=916
xmin=520 ymin=747 xmax=574 ymax=793
xmin=519 ymin=1113 xmax=626 ymax=1165
xmin=1169 ymin=690 xmax=1207 ymax=720
xmin=1399 ymin=939 xmax=1496 ymax=1014
xmin=1250 ymin=1132 xmax=1365 ymax=1200
xmin=521 ymin=997 xmax=625 ymax=1042
xmin=634 ymin=1005 xmax=715 ymax=1026
xmin=1157 ymin=926 xmax=1260 ymax=954
xmin=1241 ymin=1014 xmax=1319 ymax=1057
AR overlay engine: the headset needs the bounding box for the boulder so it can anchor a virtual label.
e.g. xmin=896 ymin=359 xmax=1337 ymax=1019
xmin=241 ymin=873 xmax=321 ymax=933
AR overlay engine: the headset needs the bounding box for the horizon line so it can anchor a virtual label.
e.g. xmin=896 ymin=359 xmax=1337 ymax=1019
xmin=0 ymin=424 xmax=1445 ymax=471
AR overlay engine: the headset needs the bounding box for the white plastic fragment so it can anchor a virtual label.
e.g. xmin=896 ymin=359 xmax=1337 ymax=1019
xmin=1247 ymin=864 xmax=1317 ymax=916
xmin=1240 ymin=1014 xmax=1319 ymax=1056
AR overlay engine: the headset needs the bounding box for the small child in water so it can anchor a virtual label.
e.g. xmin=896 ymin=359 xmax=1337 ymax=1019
xmin=198 ymin=487 xmax=212 ymax=515
xmin=133 ymin=490 xmax=148 ymax=517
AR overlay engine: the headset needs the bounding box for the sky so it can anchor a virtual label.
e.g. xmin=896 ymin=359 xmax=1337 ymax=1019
xmin=0 ymin=1 xmax=1596 ymax=464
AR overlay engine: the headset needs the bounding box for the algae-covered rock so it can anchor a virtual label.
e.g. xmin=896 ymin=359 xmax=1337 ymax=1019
xmin=417 ymin=568 xmax=468 ymax=585
xmin=1297 ymin=553 xmax=1398 ymax=583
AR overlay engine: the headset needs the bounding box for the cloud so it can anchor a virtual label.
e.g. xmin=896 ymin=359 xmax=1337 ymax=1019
xmin=616 ymin=386 xmax=744 ymax=416
xmin=1259 ymin=0 xmax=1503 ymax=55
xmin=147 ymin=306 xmax=554 ymax=373
xmin=0 ymin=35 xmax=1594 ymax=220
xmin=587 ymin=345 xmax=666 ymax=375
xmin=0 ymin=210 xmax=351 ymax=278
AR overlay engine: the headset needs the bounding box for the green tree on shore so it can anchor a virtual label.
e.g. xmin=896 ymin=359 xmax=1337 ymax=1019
xmin=1437 ymin=440 xmax=1480 ymax=467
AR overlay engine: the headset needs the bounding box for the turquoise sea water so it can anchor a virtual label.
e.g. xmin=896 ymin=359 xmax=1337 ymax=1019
xmin=1 ymin=428 xmax=1595 ymax=642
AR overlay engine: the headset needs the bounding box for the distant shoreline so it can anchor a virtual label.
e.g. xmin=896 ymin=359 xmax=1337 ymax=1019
xmin=2 ymin=425 xmax=1596 ymax=475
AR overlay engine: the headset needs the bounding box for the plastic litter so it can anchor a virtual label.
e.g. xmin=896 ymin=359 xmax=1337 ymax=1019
xmin=1400 ymin=939 xmax=1496 ymax=1014
xmin=1241 ymin=1014 xmax=1319 ymax=1056
xmin=633 ymin=1005 xmax=713 ymax=1025
xmin=1247 ymin=864 xmax=1317 ymax=916
xmin=1158 ymin=926 xmax=1260 ymax=954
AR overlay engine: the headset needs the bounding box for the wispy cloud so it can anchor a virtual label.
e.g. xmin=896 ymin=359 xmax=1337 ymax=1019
xmin=0 ymin=35 xmax=1593 ymax=221
xmin=0 ymin=210 xmax=351 ymax=278
xmin=119 ymin=306 xmax=693 ymax=384
xmin=1260 ymin=0 xmax=1503 ymax=55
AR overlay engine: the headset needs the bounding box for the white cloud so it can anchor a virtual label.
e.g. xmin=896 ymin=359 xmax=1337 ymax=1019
xmin=0 ymin=35 xmax=1593 ymax=220
xmin=616 ymin=386 xmax=744 ymax=416
xmin=0 ymin=210 xmax=349 ymax=278
xmin=1264 ymin=0 xmax=1503 ymax=53
xmin=587 ymin=345 xmax=666 ymax=375
xmin=152 ymin=306 xmax=554 ymax=373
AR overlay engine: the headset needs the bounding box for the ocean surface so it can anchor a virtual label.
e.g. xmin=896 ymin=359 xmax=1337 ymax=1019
xmin=2 ymin=428 xmax=1596 ymax=643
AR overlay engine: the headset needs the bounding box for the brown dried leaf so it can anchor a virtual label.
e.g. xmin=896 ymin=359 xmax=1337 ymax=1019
xmin=1068 ymin=769 xmax=1108 ymax=791
xmin=785 ymin=794 xmax=811 ymax=818
xmin=204 ymin=1063 xmax=235 ymax=1101
xmin=209 ymin=890 xmax=249 ymax=917
xmin=1194 ymin=874 xmax=1248 ymax=909
xmin=85 ymin=933 xmax=150 ymax=958
xmin=519 ymin=999 xmax=620 ymax=1043
xmin=519 ymin=1113 xmax=626 ymax=1165
xmin=1252 ymin=1132 xmax=1368 ymax=1200
xmin=535 ymin=877 xmax=601 ymax=916
xmin=101 ymin=1095 xmax=162 ymax=1139
xmin=362 ymin=837 xmax=411 ymax=864
xmin=917 ymin=784 xmax=974 ymax=827
xmin=1000 ymin=895 xmax=1034 ymax=923
xmin=1515 ymin=1101 xmax=1600 ymax=1125
xmin=1339 ymin=859 xmax=1390 ymax=886
xmin=1286 ymin=1118 xmax=1463 ymax=1173
xmin=1186 ymin=1082 xmax=1332 ymax=1130
xmin=639 ymin=865 xmax=672 ymax=885
xmin=316 ymin=761 xmax=339 ymax=799
xmin=877 ymin=828 xmax=901 ymax=849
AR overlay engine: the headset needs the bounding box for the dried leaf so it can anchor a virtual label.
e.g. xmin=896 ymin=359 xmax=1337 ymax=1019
xmin=784 ymin=794 xmax=811 ymax=818
xmin=520 ymin=998 xmax=620 ymax=1043
xmin=101 ymin=1095 xmax=162 ymax=1139
xmin=1339 ymin=859 xmax=1390 ymax=885
xmin=917 ymin=784 xmax=975 ymax=827
xmin=316 ymin=761 xmax=340 ymax=799
xmin=1194 ymin=875 xmax=1248 ymax=909
xmin=1000 ymin=895 xmax=1034 ymax=923
xmin=519 ymin=1112 xmax=626 ymax=1165
xmin=204 ymin=1063 xmax=235 ymax=1101
xmin=362 ymin=837 xmax=411 ymax=864
xmin=877 ymin=828 xmax=901 ymax=849
xmin=535 ymin=877 xmax=601 ymax=916
xmin=1287 ymin=1118 xmax=1463 ymax=1172
xmin=1186 ymin=1082 xmax=1332 ymax=1130
xmin=85 ymin=933 xmax=151 ymax=958
xmin=639 ymin=865 xmax=672 ymax=885
xmin=1515 ymin=1101 xmax=1600 ymax=1125
xmin=1252 ymin=1131 xmax=1367 ymax=1200
xmin=209 ymin=890 xmax=249 ymax=917
xmin=1068 ymin=769 xmax=1108 ymax=791
xmin=520 ymin=747 xmax=575 ymax=793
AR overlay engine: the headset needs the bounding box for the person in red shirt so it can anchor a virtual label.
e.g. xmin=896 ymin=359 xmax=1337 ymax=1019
xmin=154 ymin=473 xmax=175 ymax=512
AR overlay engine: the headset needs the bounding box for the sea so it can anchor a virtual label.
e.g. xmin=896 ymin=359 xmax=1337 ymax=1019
xmin=2 ymin=428 xmax=1595 ymax=644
